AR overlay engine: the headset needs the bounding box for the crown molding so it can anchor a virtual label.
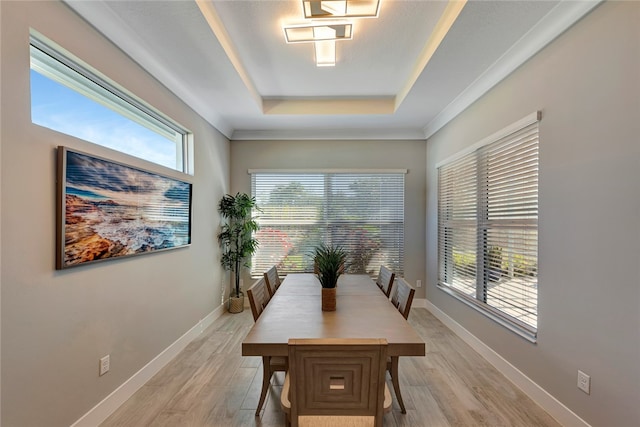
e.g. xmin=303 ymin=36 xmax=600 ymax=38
xmin=195 ymin=0 xmax=262 ymax=110
xmin=422 ymin=0 xmax=603 ymax=140
xmin=262 ymin=97 xmax=395 ymax=115
xmin=231 ymin=127 xmax=426 ymax=141
xmin=232 ymin=0 xmax=603 ymax=141
xmin=63 ymin=0 xmax=235 ymax=139
xmin=64 ymin=0 xmax=602 ymax=143
xmin=395 ymin=0 xmax=466 ymax=109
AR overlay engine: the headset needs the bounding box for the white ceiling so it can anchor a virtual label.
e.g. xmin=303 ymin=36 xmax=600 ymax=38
xmin=63 ymin=0 xmax=600 ymax=140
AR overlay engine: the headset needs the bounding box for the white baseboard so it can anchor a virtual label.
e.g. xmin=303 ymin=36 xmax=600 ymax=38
xmin=71 ymin=304 xmax=226 ymax=427
xmin=422 ymin=299 xmax=591 ymax=427
xmin=71 ymin=298 xmax=588 ymax=427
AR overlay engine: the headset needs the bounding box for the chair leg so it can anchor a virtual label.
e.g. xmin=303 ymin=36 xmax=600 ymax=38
xmin=256 ymin=356 xmax=271 ymax=416
xmin=390 ymin=356 xmax=406 ymax=414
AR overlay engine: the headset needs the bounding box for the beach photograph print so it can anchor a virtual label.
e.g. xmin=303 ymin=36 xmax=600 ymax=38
xmin=57 ymin=147 xmax=192 ymax=269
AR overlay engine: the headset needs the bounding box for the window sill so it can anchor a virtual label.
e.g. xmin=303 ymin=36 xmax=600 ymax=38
xmin=437 ymin=284 xmax=537 ymax=343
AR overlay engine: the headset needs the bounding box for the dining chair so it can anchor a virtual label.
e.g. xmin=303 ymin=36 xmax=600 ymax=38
xmin=281 ymin=338 xmax=392 ymax=427
xmin=386 ymin=277 xmax=416 ymax=414
xmin=389 ymin=278 xmax=415 ymax=321
xmin=376 ymin=266 xmax=395 ymax=298
xmin=247 ymin=277 xmax=287 ymax=416
xmin=247 ymin=277 xmax=271 ymax=322
xmin=263 ymin=265 xmax=282 ymax=296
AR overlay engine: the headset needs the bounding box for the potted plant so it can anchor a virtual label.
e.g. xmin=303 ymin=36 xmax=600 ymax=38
xmin=312 ymin=243 xmax=347 ymax=311
xmin=218 ymin=192 xmax=259 ymax=313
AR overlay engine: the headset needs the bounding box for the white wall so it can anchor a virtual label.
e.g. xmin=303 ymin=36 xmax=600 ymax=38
xmin=230 ymin=139 xmax=427 ymax=297
xmin=425 ymin=2 xmax=639 ymax=426
xmin=0 ymin=2 xmax=230 ymax=426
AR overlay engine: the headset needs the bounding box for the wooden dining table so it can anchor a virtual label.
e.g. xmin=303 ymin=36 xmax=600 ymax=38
xmin=242 ymin=273 xmax=425 ymax=358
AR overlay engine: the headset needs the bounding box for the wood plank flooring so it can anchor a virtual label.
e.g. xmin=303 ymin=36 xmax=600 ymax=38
xmin=100 ymin=308 xmax=561 ymax=427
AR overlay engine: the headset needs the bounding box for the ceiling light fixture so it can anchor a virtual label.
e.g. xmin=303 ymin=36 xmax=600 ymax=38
xmin=283 ymin=22 xmax=353 ymax=43
xmin=314 ymin=40 xmax=336 ymax=67
xmin=283 ymin=0 xmax=380 ymax=67
xmin=283 ymin=22 xmax=352 ymax=66
xmin=302 ymin=0 xmax=380 ymax=19
xmin=313 ymin=25 xmax=337 ymax=66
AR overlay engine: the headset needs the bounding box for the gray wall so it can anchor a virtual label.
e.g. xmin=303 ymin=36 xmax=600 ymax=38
xmin=425 ymin=2 xmax=639 ymax=426
xmin=0 ymin=2 xmax=230 ymax=426
xmin=230 ymin=139 xmax=427 ymax=297
xmin=1 ymin=1 xmax=638 ymax=426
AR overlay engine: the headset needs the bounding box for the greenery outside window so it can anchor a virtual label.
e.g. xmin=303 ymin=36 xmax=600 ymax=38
xmin=437 ymin=112 xmax=540 ymax=341
xmin=250 ymin=170 xmax=405 ymax=278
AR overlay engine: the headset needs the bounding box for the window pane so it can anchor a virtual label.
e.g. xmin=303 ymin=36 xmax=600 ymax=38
xmin=447 ymin=227 xmax=478 ymax=296
xmin=252 ymin=172 xmax=405 ymax=277
xmin=438 ymin=115 xmax=539 ymax=334
xmin=328 ymin=174 xmax=404 ymax=275
xmin=438 ymin=153 xmax=478 ymax=297
xmin=480 ymin=123 xmax=538 ymax=328
xmin=31 ymin=70 xmax=178 ymax=169
xmin=29 ymin=37 xmax=187 ymax=172
xmin=253 ymin=174 xmax=325 ymax=274
xmin=484 ymin=228 xmax=538 ymax=327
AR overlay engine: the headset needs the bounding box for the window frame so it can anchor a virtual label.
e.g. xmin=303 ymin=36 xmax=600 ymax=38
xmin=437 ymin=112 xmax=540 ymax=342
xmin=250 ymin=169 xmax=406 ymax=278
xmin=29 ymin=30 xmax=193 ymax=174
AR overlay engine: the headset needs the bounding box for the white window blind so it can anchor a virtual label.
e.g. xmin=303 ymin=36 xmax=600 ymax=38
xmin=251 ymin=171 xmax=405 ymax=277
xmin=438 ymin=113 xmax=539 ymax=339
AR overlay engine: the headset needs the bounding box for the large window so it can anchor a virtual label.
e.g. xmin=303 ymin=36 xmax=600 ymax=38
xmin=29 ymin=31 xmax=192 ymax=173
xmin=251 ymin=170 xmax=405 ymax=277
xmin=438 ymin=112 xmax=539 ymax=340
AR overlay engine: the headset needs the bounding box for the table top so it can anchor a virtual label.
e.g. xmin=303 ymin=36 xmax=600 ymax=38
xmin=242 ymin=274 xmax=425 ymax=357
xmin=275 ymin=273 xmax=383 ymax=296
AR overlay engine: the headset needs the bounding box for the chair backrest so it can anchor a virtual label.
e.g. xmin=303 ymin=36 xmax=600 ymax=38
xmin=376 ymin=265 xmax=395 ymax=298
xmin=285 ymin=338 xmax=388 ymax=427
xmin=263 ymin=266 xmax=281 ymax=296
xmin=247 ymin=277 xmax=271 ymax=322
xmin=390 ymin=278 xmax=416 ymax=320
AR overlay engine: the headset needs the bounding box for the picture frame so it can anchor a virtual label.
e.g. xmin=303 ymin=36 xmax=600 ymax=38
xmin=56 ymin=146 xmax=192 ymax=269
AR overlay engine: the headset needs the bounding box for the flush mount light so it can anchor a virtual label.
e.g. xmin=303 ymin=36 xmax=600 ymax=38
xmin=283 ymin=22 xmax=353 ymax=43
xmin=282 ymin=1 xmax=379 ymax=67
xmin=283 ymin=22 xmax=351 ymax=66
xmin=302 ymin=0 xmax=380 ymax=19
xmin=314 ymin=40 xmax=336 ymax=67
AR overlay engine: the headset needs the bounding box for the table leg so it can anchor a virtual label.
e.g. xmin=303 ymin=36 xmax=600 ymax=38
xmin=390 ymin=356 xmax=406 ymax=414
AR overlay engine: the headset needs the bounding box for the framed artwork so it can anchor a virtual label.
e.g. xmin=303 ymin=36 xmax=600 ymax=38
xmin=56 ymin=146 xmax=192 ymax=269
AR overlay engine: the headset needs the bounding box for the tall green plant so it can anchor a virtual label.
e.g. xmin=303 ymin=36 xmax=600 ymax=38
xmin=312 ymin=244 xmax=347 ymax=288
xmin=218 ymin=193 xmax=260 ymax=298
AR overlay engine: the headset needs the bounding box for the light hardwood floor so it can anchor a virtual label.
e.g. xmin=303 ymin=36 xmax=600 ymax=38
xmin=100 ymin=308 xmax=560 ymax=427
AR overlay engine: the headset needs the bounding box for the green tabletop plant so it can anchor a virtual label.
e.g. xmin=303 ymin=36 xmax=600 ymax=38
xmin=313 ymin=243 xmax=347 ymax=288
xmin=312 ymin=243 xmax=347 ymax=311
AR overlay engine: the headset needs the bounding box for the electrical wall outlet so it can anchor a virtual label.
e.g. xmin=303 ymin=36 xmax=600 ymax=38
xmin=577 ymin=370 xmax=590 ymax=394
xmin=99 ymin=355 xmax=110 ymax=376
xmin=416 ymin=280 xmax=422 ymax=288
